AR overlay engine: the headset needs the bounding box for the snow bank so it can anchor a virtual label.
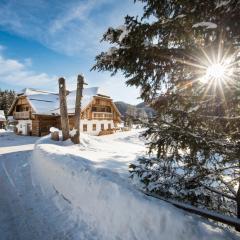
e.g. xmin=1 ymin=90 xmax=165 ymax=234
xmin=30 ymin=133 xmax=237 ymax=240
xmin=49 ymin=127 xmax=60 ymax=133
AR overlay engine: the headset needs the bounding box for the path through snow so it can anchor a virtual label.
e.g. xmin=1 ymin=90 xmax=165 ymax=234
xmin=0 ymin=132 xmax=80 ymax=239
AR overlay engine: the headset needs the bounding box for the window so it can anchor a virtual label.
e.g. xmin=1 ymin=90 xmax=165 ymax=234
xmin=101 ymin=124 xmax=104 ymax=130
xmin=83 ymin=124 xmax=87 ymax=132
xmin=106 ymin=106 xmax=111 ymax=112
xmin=92 ymin=124 xmax=96 ymax=131
xmin=108 ymin=123 xmax=111 ymax=130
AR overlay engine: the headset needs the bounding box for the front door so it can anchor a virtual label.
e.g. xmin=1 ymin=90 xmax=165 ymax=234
xmin=27 ymin=123 xmax=31 ymax=135
xmin=22 ymin=124 xmax=28 ymax=135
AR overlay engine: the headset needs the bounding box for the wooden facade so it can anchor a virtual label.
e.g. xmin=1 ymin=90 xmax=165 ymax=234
xmin=32 ymin=115 xmax=60 ymax=136
xmin=0 ymin=120 xmax=6 ymax=129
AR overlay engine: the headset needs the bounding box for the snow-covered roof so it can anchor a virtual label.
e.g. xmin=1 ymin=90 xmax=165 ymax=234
xmin=7 ymin=115 xmax=16 ymax=123
xmin=67 ymin=87 xmax=109 ymax=114
xmin=0 ymin=110 xmax=6 ymax=121
xmin=19 ymin=87 xmax=110 ymax=115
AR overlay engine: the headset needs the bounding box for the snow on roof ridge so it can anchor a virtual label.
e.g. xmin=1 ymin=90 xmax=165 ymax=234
xmin=26 ymin=88 xmax=58 ymax=95
xmin=17 ymin=88 xmax=58 ymax=96
xmin=69 ymin=86 xmax=109 ymax=97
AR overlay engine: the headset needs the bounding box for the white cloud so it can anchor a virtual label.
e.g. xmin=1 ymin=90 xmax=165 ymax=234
xmin=0 ymin=48 xmax=140 ymax=104
xmin=0 ymin=0 xmax=142 ymax=56
xmin=0 ymin=51 xmax=57 ymax=90
xmin=50 ymin=0 xmax=102 ymax=34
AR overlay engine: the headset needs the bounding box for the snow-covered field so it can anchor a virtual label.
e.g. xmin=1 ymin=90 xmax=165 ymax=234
xmin=31 ymin=130 xmax=239 ymax=240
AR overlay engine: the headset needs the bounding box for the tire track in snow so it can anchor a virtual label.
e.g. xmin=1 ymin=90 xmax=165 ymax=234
xmin=2 ymin=160 xmax=16 ymax=188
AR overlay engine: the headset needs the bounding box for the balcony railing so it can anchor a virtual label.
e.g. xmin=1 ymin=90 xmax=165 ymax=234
xmin=92 ymin=112 xmax=113 ymax=120
xmin=13 ymin=111 xmax=30 ymax=119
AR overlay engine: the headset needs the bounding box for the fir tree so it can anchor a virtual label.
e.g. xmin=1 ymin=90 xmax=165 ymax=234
xmin=0 ymin=89 xmax=15 ymax=115
xmin=93 ymin=0 xmax=240 ymax=223
xmin=125 ymin=105 xmax=137 ymax=127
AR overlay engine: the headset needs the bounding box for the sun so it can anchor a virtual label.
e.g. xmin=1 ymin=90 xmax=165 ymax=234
xmin=200 ymin=57 xmax=235 ymax=84
xmin=206 ymin=63 xmax=226 ymax=79
xmin=172 ymin=40 xmax=239 ymax=91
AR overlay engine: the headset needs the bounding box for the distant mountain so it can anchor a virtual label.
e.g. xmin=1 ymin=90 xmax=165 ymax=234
xmin=135 ymin=102 xmax=146 ymax=108
xmin=114 ymin=101 xmax=155 ymax=119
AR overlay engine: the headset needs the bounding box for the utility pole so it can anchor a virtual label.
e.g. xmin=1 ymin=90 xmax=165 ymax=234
xmin=58 ymin=77 xmax=70 ymax=141
xmin=72 ymin=74 xmax=87 ymax=144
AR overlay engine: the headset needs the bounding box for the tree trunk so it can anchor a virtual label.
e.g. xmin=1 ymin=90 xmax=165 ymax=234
xmin=58 ymin=77 xmax=70 ymax=141
xmin=72 ymin=75 xmax=84 ymax=144
xmin=236 ymin=160 xmax=240 ymax=232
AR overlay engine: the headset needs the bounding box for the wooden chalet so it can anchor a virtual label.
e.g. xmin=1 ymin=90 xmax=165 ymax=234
xmin=8 ymin=88 xmax=121 ymax=136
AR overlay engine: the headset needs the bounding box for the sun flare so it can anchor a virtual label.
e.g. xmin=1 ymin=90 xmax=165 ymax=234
xmin=199 ymin=53 xmax=237 ymax=86
xmin=200 ymin=62 xmax=229 ymax=84
xmin=206 ymin=64 xmax=226 ymax=79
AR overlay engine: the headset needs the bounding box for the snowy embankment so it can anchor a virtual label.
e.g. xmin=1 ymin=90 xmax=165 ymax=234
xmin=31 ymin=130 xmax=237 ymax=240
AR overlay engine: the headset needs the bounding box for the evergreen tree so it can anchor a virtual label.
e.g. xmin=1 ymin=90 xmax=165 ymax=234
xmin=93 ymin=0 xmax=240 ymax=222
xmin=137 ymin=108 xmax=148 ymax=122
xmin=125 ymin=105 xmax=136 ymax=127
xmin=0 ymin=89 xmax=15 ymax=115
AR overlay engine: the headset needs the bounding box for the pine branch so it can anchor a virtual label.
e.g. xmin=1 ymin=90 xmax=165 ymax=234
xmin=217 ymin=176 xmax=237 ymax=197
xmin=202 ymin=184 xmax=236 ymax=201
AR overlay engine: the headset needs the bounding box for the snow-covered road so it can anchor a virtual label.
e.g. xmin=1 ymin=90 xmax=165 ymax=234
xmin=0 ymin=132 xmax=79 ymax=240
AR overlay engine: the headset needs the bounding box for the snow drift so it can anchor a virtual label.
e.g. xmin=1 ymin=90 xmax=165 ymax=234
xmin=30 ymin=133 xmax=237 ymax=240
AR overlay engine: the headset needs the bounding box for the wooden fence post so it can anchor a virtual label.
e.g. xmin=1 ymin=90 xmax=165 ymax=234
xmin=58 ymin=77 xmax=70 ymax=141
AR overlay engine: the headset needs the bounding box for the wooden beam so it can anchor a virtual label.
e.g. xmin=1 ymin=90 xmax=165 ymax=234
xmin=58 ymin=77 xmax=70 ymax=141
xmin=142 ymin=190 xmax=240 ymax=230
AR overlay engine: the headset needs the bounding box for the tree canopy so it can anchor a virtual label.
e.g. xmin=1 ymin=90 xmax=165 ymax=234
xmin=93 ymin=0 xmax=240 ymax=223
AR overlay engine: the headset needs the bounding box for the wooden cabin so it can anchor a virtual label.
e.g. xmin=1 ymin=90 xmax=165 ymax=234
xmin=8 ymin=88 xmax=121 ymax=136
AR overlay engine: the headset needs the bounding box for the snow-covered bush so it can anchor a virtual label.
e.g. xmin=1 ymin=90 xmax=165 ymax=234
xmin=130 ymin=155 xmax=237 ymax=216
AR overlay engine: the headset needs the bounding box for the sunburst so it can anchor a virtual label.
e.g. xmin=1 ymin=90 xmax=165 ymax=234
xmin=175 ymin=44 xmax=239 ymax=99
xmin=199 ymin=50 xmax=236 ymax=86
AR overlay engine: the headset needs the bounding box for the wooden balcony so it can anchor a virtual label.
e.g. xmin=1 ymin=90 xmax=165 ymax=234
xmin=13 ymin=111 xmax=31 ymax=120
xmin=92 ymin=112 xmax=113 ymax=120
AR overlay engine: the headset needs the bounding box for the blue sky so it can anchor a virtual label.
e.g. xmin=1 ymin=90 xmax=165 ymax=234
xmin=0 ymin=0 xmax=142 ymax=104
